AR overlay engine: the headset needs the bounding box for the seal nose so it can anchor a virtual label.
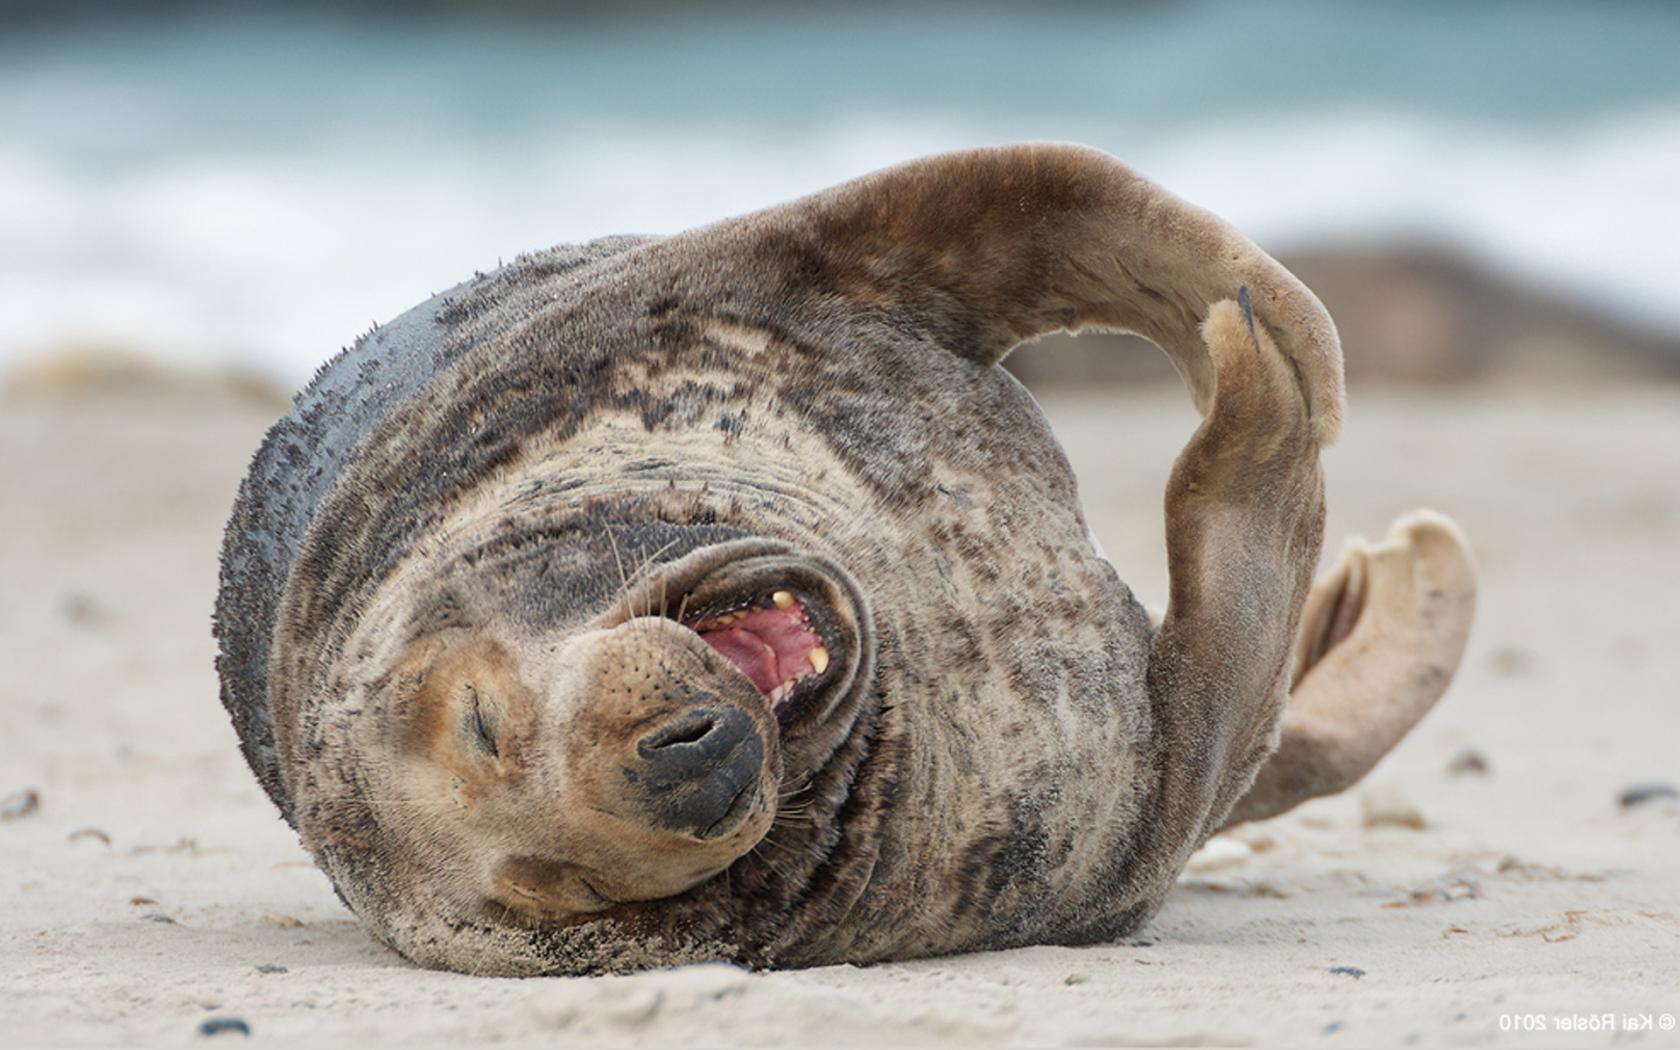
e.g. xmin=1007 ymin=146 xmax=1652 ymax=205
xmin=632 ymin=706 xmax=764 ymax=839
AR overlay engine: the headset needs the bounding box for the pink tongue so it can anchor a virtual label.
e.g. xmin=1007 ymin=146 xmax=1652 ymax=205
xmin=696 ymin=606 xmax=820 ymax=694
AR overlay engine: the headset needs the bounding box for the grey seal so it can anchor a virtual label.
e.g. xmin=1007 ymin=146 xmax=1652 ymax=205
xmin=214 ymin=144 xmax=1476 ymax=976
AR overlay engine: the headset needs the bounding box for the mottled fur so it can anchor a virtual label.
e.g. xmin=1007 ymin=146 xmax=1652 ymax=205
xmin=216 ymin=144 xmax=1474 ymax=976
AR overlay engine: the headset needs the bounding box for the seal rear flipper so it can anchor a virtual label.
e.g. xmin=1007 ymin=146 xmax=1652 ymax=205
xmin=1220 ymin=511 xmax=1478 ymax=829
xmin=740 ymin=142 xmax=1344 ymax=442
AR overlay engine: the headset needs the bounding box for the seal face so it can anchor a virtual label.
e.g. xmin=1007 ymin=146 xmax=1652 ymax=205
xmin=215 ymin=144 xmax=1475 ymax=976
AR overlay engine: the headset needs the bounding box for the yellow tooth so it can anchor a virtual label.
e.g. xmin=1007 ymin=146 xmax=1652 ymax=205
xmin=773 ymin=590 xmax=795 ymax=610
xmin=809 ymin=646 xmax=829 ymax=674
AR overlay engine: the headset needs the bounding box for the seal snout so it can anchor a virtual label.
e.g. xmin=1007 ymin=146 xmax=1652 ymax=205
xmin=556 ymin=617 xmax=779 ymax=862
xmin=634 ymin=705 xmax=765 ymax=840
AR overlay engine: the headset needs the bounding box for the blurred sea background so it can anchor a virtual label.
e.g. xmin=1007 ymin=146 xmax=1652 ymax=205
xmin=2 ymin=0 xmax=1678 ymax=389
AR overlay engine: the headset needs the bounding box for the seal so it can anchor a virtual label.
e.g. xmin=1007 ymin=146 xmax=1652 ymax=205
xmin=214 ymin=143 xmax=1477 ymax=976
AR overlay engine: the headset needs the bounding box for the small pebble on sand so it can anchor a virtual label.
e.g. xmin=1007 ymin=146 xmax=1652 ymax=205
xmin=1238 ymin=831 xmax=1278 ymax=853
xmin=67 ymin=828 xmax=111 ymax=846
xmin=1329 ymin=966 xmax=1367 ymax=979
xmin=1 ymin=788 xmax=40 ymax=821
xmin=1185 ymin=836 xmax=1252 ymax=872
xmin=1361 ymin=785 xmax=1427 ymax=830
xmin=260 ymin=912 xmax=304 ymax=929
xmin=197 ymin=1017 xmax=250 ymax=1038
xmin=1446 ymin=749 xmax=1490 ymax=777
xmin=1617 ymin=783 xmax=1678 ymax=808
xmin=61 ymin=592 xmax=109 ymax=626
xmin=1489 ymin=645 xmax=1535 ymax=676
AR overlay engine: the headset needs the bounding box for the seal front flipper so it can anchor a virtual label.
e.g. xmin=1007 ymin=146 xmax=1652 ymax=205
xmin=1221 ymin=511 xmax=1477 ymax=829
xmin=737 ymin=142 xmax=1344 ymax=443
xmin=1132 ymin=296 xmax=1329 ymax=894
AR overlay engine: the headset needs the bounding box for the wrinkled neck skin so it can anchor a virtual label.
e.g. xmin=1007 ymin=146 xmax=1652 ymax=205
xmin=269 ymin=293 xmax=1159 ymax=974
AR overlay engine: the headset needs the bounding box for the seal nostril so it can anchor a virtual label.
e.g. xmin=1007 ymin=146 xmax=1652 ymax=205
xmin=637 ymin=711 xmax=720 ymax=754
xmin=630 ymin=706 xmax=764 ymax=839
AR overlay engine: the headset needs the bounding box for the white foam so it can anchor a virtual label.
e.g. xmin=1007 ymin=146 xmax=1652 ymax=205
xmin=1132 ymin=108 xmax=1680 ymax=337
xmin=3 ymin=107 xmax=1677 ymax=383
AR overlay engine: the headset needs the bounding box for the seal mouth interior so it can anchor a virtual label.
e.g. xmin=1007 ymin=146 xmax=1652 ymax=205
xmin=681 ymin=590 xmax=829 ymax=708
xmin=601 ymin=539 xmax=860 ymax=723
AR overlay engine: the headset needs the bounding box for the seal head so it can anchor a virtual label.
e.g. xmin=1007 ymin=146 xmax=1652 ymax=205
xmin=331 ymin=534 xmax=870 ymax=938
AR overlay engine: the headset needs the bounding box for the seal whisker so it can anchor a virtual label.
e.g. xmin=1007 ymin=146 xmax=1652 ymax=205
xmin=632 ymin=539 xmax=680 ymax=620
xmin=748 ymin=834 xmax=791 ymax=861
xmin=751 ymin=829 xmax=826 ymax=866
xmin=636 ymin=544 xmax=649 ymax=618
xmin=604 ymin=524 xmax=632 ymax=622
xmin=777 ymin=779 xmax=816 ymax=804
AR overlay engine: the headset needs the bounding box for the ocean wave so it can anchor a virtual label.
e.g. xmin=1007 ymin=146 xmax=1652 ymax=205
xmin=3 ymin=107 xmax=1678 ymax=380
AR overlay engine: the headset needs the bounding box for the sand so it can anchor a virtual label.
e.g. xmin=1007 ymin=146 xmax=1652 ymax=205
xmin=2 ymin=379 xmax=1677 ymax=1048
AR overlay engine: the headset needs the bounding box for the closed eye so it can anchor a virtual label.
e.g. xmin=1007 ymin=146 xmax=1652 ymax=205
xmin=464 ymin=684 xmax=500 ymax=758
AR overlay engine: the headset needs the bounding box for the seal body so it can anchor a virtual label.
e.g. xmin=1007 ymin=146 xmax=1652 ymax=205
xmin=216 ymin=144 xmax=1474 ymax=975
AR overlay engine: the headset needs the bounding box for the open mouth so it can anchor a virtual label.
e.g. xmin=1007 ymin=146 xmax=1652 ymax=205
xmin=599 ymin=539 xmax=861 ymax=722
xmin=682 ymin=590 xmax=831 ymax=708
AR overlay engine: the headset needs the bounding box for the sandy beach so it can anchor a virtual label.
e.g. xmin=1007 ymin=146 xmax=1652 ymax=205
xmin=2 ymin=377 xmax=1677 ymax=1048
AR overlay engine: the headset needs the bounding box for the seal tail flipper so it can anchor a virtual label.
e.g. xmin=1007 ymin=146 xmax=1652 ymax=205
xmin=743 ymin=142 xmax=1345 ymax=443
xmin=1219 ymin=511 xmax=1478 ymax=829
